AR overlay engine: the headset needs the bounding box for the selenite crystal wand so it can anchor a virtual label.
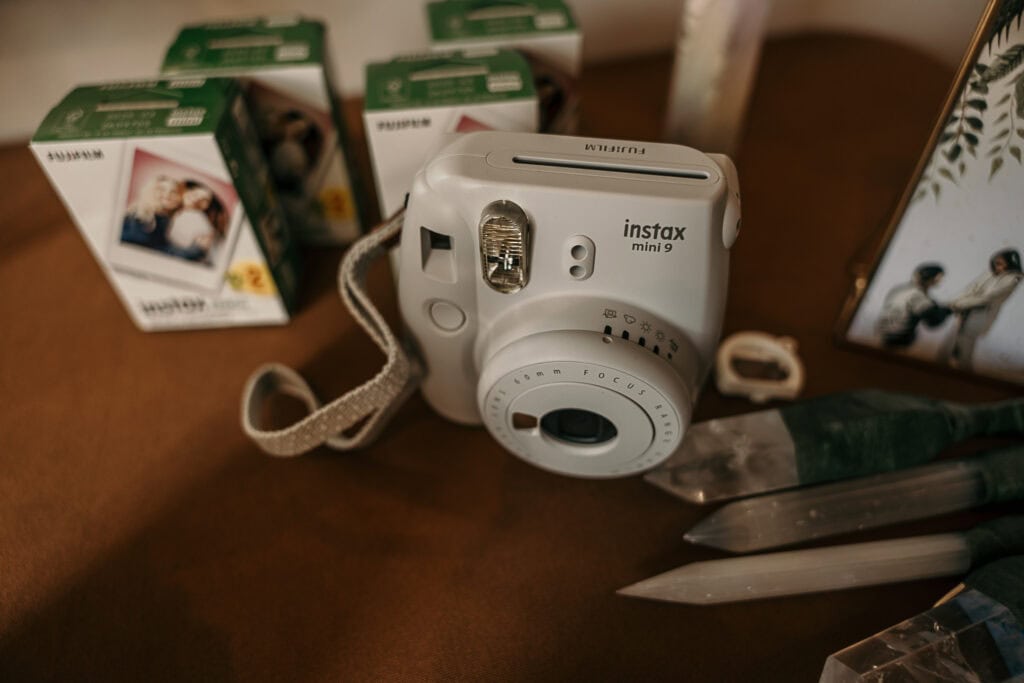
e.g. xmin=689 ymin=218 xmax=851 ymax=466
xmin=685 ymin=443 xmax=1024 ymax=553
xmin=644 ymin=390 xmax=1024 ymax=504
xmin=618 ymin=516 xmax=1024 ymax=605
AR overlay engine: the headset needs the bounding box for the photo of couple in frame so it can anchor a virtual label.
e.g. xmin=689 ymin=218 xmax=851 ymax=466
xmin=841 ymin=0 xmax=1024 ymax=386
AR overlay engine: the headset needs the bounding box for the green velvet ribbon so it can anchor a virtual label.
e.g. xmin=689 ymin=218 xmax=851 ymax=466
xmin=785 ymin=390 xmax=1024 ymax=485
xmin=981 ymin=446 xmax=1024 ymax=504
xmin=947 ymin=398 xmax=1024 ymax=440
xmin=967 ymin=517 xmax=1024 ymax=569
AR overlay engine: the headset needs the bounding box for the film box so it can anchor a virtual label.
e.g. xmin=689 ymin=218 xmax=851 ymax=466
xmin=426 ymin=0 xmax=581 ymax=134
xmin=161 ymin=16 xmax=364 ymax=245
xmin=363 ymin=48 xmax=539 ymax=218
xmin=31 ymin=78 xmax=301 ymax=331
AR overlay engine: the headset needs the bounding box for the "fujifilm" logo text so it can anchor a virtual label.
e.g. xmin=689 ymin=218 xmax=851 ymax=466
xmin=47 ymin=149 xmax=104 ymax=162
xmin=377 ymin=116 xmax=431 ymax=131
xmin=585 ymin=143 xmax=645 ymax=155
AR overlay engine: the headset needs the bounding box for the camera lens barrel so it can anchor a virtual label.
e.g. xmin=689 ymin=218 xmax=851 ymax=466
xmin=540 ymin=408 xmax=618 ymax=445
xmin=477 ymin=329 xmax=693 ymax=478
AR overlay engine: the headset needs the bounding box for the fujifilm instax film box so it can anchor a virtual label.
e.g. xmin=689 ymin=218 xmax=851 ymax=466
xmin=162 ymin=16 xmax=364 ymax=245
xmin=426 ymin=0 xmax=581 ymax=134
xmin=364 ymin=48 xmax=538 ymax=218
xmin=31 ymin=78 xmax=301 ymax=331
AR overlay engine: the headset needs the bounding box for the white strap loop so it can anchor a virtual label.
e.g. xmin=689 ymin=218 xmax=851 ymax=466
xmin=241 ymin=210 xmax=422 ymax=457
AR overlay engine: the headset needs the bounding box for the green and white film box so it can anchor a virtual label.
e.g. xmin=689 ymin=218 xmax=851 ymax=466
xmin=31 ymin=78 xmax=301 ymax=331
xmin=161 ymin=16 xmax=364 ymax=245
xmin=364 ymin=49 xmax=539 ymax=218
xmin=426 ymin=0 xmax=581 ymax=134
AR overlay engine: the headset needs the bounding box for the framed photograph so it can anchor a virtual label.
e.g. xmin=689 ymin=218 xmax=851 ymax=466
xmin=839 ymin=0 xmax=1024 ymax=386
xmin=108 ymin=144 xmax=242 ymax=292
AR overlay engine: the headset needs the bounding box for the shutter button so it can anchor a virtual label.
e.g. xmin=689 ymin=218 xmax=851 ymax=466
xmin=429 ymin=300 xmax=466 ymax=331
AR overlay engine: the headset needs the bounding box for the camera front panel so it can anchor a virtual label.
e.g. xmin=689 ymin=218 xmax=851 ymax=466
xmin=398 ymin=132 xmax=738 ymax=476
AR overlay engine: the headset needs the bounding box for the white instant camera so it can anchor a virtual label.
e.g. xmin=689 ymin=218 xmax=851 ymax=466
xmin=397 ymin=131 xmax=740 ymax=478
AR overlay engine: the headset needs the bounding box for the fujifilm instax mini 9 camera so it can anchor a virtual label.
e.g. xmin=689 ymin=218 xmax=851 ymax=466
xmin=398 ymin=132 xmax=740 ymax=478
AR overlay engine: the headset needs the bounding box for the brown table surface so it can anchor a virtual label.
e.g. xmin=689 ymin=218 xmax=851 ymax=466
xmin=2 ymin=34 xmax=1021 ymax=682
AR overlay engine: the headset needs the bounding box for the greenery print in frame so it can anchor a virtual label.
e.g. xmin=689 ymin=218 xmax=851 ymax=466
xmin=842 ymin=0 xmax=1024 ymax=387
xmin=919 ymin=0 xmax=1024 ymax=198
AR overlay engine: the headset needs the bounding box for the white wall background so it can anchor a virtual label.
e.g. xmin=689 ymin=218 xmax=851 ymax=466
xmin=0 ymin=0 xmax=987 ymax=142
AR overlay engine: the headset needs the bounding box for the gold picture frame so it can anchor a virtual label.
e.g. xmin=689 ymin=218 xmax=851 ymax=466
xmin=838 ymin=0 xmax=1024 ymax=386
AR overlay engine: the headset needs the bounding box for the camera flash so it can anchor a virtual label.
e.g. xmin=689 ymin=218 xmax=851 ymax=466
xmin=479 ymin=200 xmax=530 ymax=293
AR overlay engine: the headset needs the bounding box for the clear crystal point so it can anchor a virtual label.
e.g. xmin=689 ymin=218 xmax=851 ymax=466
xmin=685 ymin=460 xmax=988 ymax=553
xmin=820 ymin=588 xmax=1024 ymax=682
xmin=644 ymin=409 xmax=799 ymax=504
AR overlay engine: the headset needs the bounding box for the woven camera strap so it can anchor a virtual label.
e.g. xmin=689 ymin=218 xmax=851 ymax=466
xmin=241 ymin=210 xmax=423 ymax=457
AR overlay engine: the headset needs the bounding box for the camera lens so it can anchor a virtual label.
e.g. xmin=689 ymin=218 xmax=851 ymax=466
xmin=540 ymin=408 xmax=618 ymax=446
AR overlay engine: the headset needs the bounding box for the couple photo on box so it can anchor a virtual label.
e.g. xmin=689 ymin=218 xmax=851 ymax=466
xmin=119 ymin=148 xmax=235 ymax=267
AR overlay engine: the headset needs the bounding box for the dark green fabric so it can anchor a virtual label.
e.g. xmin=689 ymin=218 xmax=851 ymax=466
xmin=981 ymin=446 xmax=1024 ymax=503
xmin=965 ymin=555 xmax=1024 ymax=628
xmin=787 ymin=391 xmax=1024 ymax=485
xmin=946 ymin=398 xmax=1024 ymax=439
xmin=787 ymin=390 xmax=954 ymax=484
xmin=966 ymin=518 xmax=1024 ymax=569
